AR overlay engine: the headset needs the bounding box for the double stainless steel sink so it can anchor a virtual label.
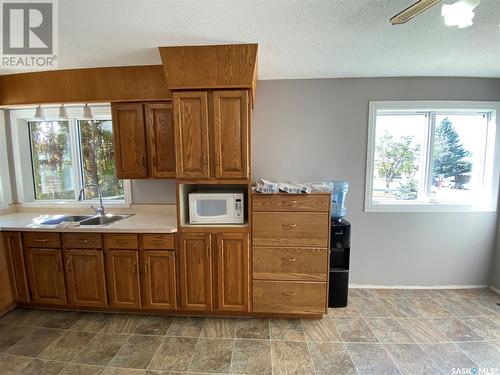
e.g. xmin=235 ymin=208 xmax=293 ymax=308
xmin=39 ymin=214 xmax=133 ymax=226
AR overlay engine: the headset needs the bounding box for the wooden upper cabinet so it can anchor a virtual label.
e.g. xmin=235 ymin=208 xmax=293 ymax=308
xmin=25 ymin=247 xmax=67 ymax=305
xmin=64 ymin=249 xmax=107 ymax=308
xmin=145 ymin=103 xmax=176 ymax=178
xmin=3 ymin=232 xmax=29 ymax=303
xmin=112 ymin=103 xmax=148 ymax=179
xmin=105 ymin=249 xmax=141 ymax=309
xmin=213 ymin=91 xmax=249 ymax=179
xmin=173 ymin=92 xmax=210 ymax=179
xmin=216 ymin=233 xmax=249 ymax=312
xmin=178 ymin=233 xmax=212 ymax=310
xmin=141 ymin=251 xmax=176 ymax=310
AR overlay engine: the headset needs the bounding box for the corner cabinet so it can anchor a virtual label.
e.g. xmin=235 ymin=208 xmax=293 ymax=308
xmin=178 ymin=232 xmax=250 ymax=313
xmin=2 ymin=232 xmax=30 ymax=303
xmin=173 ymin=90 xmax=250 ymax=179
xmin=112 ymin=101 xmax=176 ymax=179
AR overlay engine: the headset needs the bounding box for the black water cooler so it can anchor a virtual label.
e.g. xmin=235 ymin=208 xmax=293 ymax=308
xmin=328 ymin=219 xmax=351 ymax=307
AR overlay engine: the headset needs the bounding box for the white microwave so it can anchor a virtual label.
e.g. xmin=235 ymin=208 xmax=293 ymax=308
xmin=189 ymin=191 xmax=244 ymax=224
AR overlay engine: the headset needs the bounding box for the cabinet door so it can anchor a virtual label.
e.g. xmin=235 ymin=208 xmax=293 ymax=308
xmin=105 ymin=250 xmax=141 ymax=309
xmin=64 ymin=249 xmax=107 ymax=308
xmin=3 ymin=232 xmax=29 ymax=303
xmin=173 ymin=92 xmax=210 ymax=178
xmin=25 ymin=248 xmax=67 ymax=305
xmin=216 ymin=233 xmax=249 ymax=312
xmin=145 ymin=103 xmax=176 ymax=178
xmin=178 ymin=233 xmax=212 ymax=310
xmin=141 ymin=251 xmax=176 ymax=310
xmin=213 ymin=90 xmax=249 ymax=179
xmin=112 ymin=103 xmax=148 ymax=179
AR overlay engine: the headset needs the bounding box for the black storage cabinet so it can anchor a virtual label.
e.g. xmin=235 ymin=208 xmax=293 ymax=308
xmin=328 ymin=219 xmax=351 ymax=307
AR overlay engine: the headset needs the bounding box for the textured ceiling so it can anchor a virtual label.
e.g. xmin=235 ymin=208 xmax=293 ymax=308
xmin=1 ymin=0 xmax=499 ymax=78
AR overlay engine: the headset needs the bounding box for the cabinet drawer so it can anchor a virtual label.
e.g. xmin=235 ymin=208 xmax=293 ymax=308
xmin=62 ymin=233 xmax=102 ymax=249
xmin=23 ymin=232 xmax=60 ymax=248
xmin=252 ymin=212 xmax=329 ymax=247
xmin=252 ymin=194 xmax=330 ymax=212
xmin=253 ymin=280 xmax=326 ymax=315
xmin=141 ymin=234 xmax=175 ymax=250
xmin=104 ymin=234 xmax=139 ymax=249
xmin=253 ymin=247 xmax=327 ymax=282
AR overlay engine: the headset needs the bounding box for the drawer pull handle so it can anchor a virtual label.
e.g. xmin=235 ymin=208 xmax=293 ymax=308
xmin=34 ymin=239 xmax=49 ymax=243
xmin=79 ymin=239 xmax=89 ymax=243
xmin=284 ymin=257 xmax=297 ymax=263
xmin=132 ymin=261 xmax=138 ymax=275
xmin=284 ymin=200 xmax=298 ymax=206
xmin=152 ymin=240 xmax=167 ymax=244
xmin=283 ymin=223 xmax=297 ymax=229
xmin=281 ymin=291 xmax=296 ymax=297
xmin=117 ymin=239 xmax=128 ymax=245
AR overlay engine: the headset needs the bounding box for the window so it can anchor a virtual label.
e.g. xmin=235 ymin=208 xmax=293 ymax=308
xmin=10 ymin=106 xmax=129 ymax=206
xmin=366 ymin=101 xmax=499 ymax=212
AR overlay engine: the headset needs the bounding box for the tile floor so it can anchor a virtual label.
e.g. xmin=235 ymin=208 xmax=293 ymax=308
xmin=0 ymin=288 xmax=499 ymax=375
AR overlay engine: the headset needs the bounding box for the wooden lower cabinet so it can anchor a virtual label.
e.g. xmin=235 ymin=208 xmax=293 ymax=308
xmin=3 ymin=232 xmax=30 ymax=303
xmin=216 ymin=233 xmax=249 ymax=312
xmin=178 ymin=233 xmax=213 ymax=311
xmin=64 ymin=249 xmax=107 ymax=308
xmin=25 ymin=247 xmax=67 ymax=305
xmin=105 ymin=249 xmax=141 ymax=309
xmin=178 ymin=232 xmax=250 ymax=313
xmin=141 ymin=251 xmax=177 ymax=310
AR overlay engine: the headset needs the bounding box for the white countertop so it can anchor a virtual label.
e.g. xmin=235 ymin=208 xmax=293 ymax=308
xmin=0 ymin=212 xmax=177 ymax=233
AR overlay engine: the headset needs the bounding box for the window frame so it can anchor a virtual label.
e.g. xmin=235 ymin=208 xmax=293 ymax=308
xmin=10 ymin=105 xmax=131 ymax=208
xmin=365 ymin=101 xmax=500 ymax=213
xmin=0 ymin=110 xmax=13 ymax=208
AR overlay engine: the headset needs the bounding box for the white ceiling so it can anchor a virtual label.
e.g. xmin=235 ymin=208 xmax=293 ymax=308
xmin=2 ymin=0 xmax=500 ymax=78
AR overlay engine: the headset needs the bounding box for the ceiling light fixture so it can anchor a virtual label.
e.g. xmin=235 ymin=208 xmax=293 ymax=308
xmin=58 ymin=104 xmax=68 ymax=119
xmin=82 ymin=104 xmax=93 ymax=119
xmin=441 ymin=0 xmax=480 ymax=28
xmin=34 ymin=105 xmax=45 ymax=120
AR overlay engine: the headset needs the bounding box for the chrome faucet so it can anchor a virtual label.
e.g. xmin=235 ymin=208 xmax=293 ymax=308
xmin=78 ymin=183 xmax=105 ymax=216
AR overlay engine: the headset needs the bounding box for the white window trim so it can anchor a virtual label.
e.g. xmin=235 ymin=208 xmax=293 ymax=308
xmin=0 ymin=110 xmax=13 ymax=208
xmin=9 ymin=105 xmax=131 ymax=208
xmin=365 ymin=101 xmax=500 ymax=213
